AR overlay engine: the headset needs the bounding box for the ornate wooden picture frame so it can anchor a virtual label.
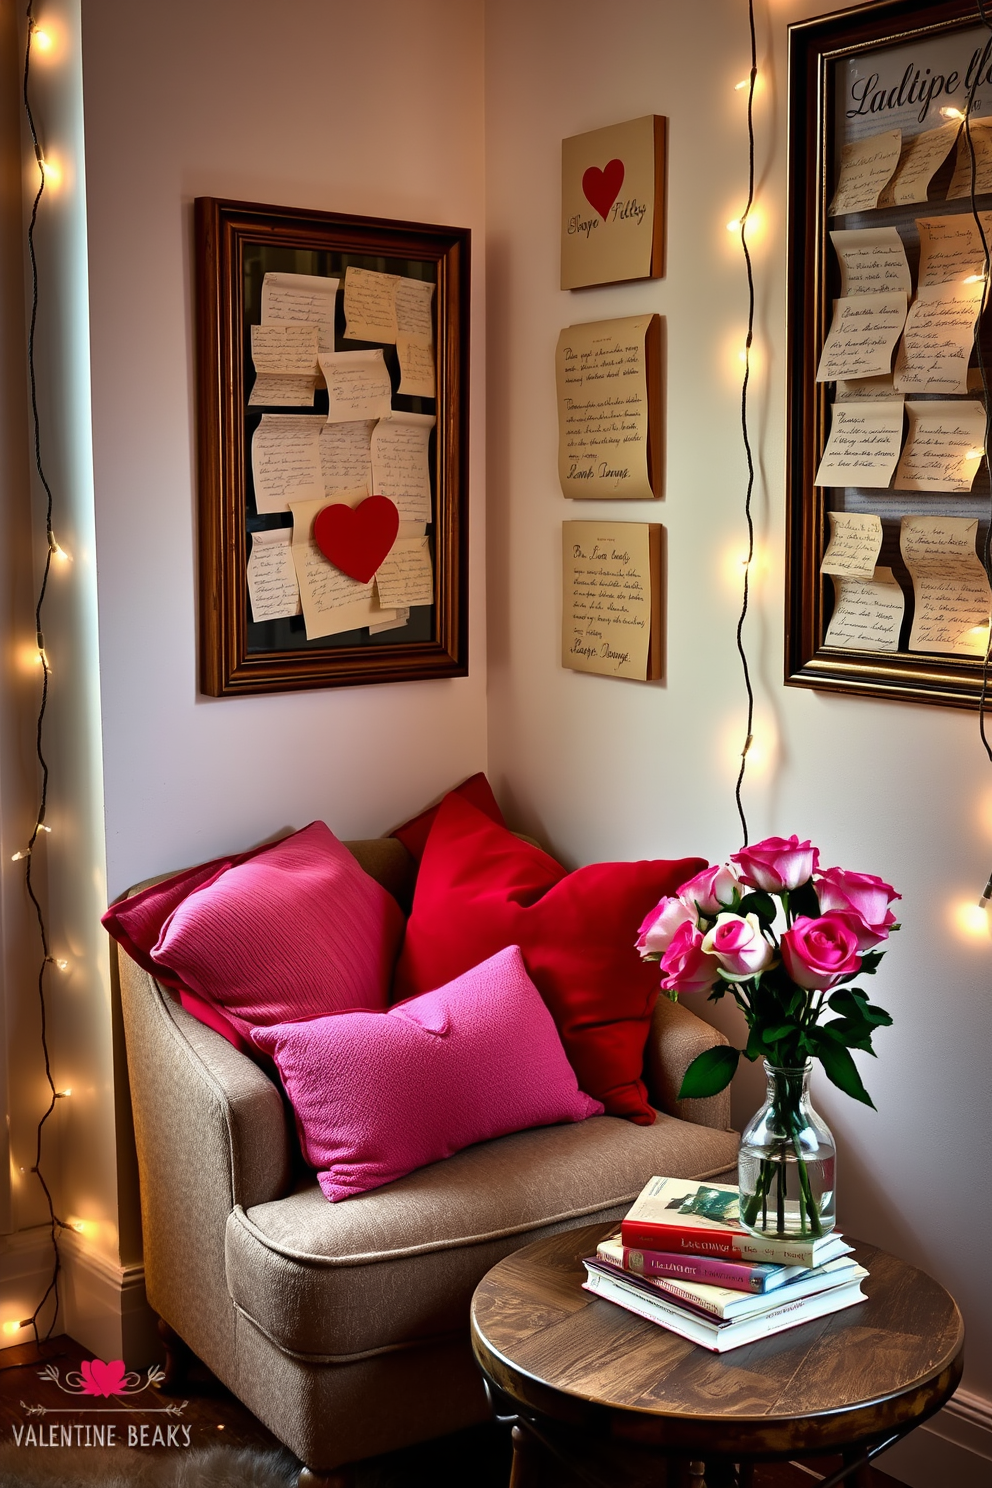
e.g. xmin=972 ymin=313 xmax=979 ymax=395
xmin=195 ymin=197 xmax=470 ymax=696
xmin=787 ymin=0 xmax=992 ymax=709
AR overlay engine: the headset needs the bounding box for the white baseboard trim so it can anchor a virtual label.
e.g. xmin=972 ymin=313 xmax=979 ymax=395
xmin=0 ymin=1226 xmax=58 ymax=1347
xmin=878 ymin=1386 xmax=992 ymax=1488
xmin=2 ymin=1228 xmax=160 ymax=1367
xmin=59 ymin=1229 xmax=160 ymax=1368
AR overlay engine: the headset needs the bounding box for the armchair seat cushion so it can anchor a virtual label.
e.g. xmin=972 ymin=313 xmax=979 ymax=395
xmin=225 ymin=1110 xmax=739 ymax=1360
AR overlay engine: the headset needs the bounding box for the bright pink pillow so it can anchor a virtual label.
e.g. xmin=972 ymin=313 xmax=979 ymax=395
xmin=393 ymin=795 xmax=706 ymax=1125
xmin=105 ymin=822 xmax=404 ymax=1047
xmin=251 ymin=946 xmax=603 ymax=1201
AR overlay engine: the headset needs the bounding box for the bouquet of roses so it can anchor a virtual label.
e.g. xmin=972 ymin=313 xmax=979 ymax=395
xmin=637 ymin=834 xmax=898 ymax=1110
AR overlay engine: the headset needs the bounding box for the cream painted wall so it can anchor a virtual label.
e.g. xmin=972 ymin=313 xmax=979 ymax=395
xmin=484 ymin=0 xmax=992 ymax=1417
xmin=80 ymin=0 xmax=488 ymax=900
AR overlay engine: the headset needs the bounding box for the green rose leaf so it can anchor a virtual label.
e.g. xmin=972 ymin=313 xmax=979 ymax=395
xmin=677 ymin=1044 xmax=741 ymax=1099
xmin=814 ymin=1031 xmax=876 ymax=1109
xmin=738 ymin=890 xmax=777 ymax=926
xmin=788 ymin=879 xmax=821 ymax=919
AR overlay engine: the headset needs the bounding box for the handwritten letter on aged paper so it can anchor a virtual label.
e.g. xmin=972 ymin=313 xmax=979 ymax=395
xmin=917 ymin=212 xmax=992 ymax=288
xmin=893 ymin=279 xmax=984 ymax=394
xmin=261 ymin=272 xmax=339 ymax=355
xmin=375 ymin=535 xmax=434 ymax=608
xmin=828 ymin=129 xmax=901 ymax=214
xmin=248 ymin=323 xmax=319 ymax=407
xmin=319 ymin=419 xmax=374 ymax=498
xmin=343 ymin=267 xmax=399 ymax=342
xmin=562 ymin=520 xmax=662 ymax=681
xmin=830 ymin=228 xmax=911 ymax=297
xmin=824 ymin=567 xmax=904 ymax=652
xmin=556 ymin=314 xmax=659 ymax=499
xmin=820 ymin=512 xmax=884 ymax=578
xmin=247 ymin=528 xmax=301 ymax=624
xmin=370 ymin=412 xmax=435 ymax=522
xmin=814 ymin=401 xmax=905 ymax=488
xmin=815 ymin=296 xmax=907 ymax=382
xmin=319 ymin=349 xmax=393 ymax=423
xmin=250 ymin=415 xmax=324 ymax=514
xmin=946 ymin=117 xmax=992 ymax=198
xmin=835 ymin=374 xmax=900 ymax=401
xmin=900 ymin=515 xmax=992 ymax=656
xmin=893 ymin=401 xmax=987 ymax=492
xmin=877 ymin=123 xmax=958 ymax=207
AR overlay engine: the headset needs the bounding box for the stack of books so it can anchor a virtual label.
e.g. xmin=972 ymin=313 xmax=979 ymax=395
xmin=582 ymin=1176 xmax=868 ymax=1353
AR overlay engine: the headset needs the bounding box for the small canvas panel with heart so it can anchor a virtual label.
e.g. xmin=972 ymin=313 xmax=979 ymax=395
xmin=560 ymin=114 xmax=667 ymax=291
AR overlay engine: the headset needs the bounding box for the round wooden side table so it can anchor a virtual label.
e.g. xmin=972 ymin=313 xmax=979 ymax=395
xmin=470 ymin=1222 xmax=964 ymax=1488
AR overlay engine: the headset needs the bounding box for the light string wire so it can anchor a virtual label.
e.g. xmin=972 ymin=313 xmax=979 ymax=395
xmin=18 ymin=0 xmax=64 ymax=1346
xmin=733 ymin=0 xmax=758 ymax=848
xmin=962 ymin=0 xmax=992 ymax=908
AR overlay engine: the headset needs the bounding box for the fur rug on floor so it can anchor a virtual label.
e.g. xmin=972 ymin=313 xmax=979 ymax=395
xmin=0 ymin=1444 xmax=300 ymax=1487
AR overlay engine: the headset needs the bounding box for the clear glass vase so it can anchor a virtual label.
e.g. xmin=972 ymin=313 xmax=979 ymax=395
xmin=737 ymin=1061 xmax=836 ymax=1240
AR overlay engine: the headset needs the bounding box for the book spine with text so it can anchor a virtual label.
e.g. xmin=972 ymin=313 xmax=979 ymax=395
xmin=617 ymin=1246 xmax=779 ymax=1292
xmin=620 ymin=1219 xmax=823 ymax=1267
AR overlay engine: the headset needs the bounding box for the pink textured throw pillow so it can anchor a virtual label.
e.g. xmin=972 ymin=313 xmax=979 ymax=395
xmin=142 ymin=822 xmax=404 ymax=1046
xmin=250 ymin=946 xmax=603 ymax=1201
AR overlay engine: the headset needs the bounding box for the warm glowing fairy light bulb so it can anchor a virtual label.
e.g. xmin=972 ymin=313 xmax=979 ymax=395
xmin=964 ymin=273 xmax=987 ymax=284
xmin=49 ymin=535 xmax=71 ymax=563
xmin=31 ymin=26 xmax=52 ymax=51
xmin=2 ymin=1319 xmax=31 ymax=1337
xmin=941 ymin=106 xmax=966 ymax=120
xmin=954 ymin=900 xmax=990 ymax=938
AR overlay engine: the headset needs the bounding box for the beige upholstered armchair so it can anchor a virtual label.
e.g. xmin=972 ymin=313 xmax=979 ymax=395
xmin=116 ymin=837 xmax=739 ymax=1487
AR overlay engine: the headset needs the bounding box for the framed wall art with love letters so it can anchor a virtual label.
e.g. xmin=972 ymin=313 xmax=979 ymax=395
xmin=195 ymin=197 xmax=470 ymax=696
xmin=560 ymin=116 xmax=667 ymax=290
xmin=787 ymin=0 xmax=992 ymax=709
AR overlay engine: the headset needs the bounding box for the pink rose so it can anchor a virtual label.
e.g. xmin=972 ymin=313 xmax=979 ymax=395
xmin=677 ymin=863 xmax=739 ymax=917
xmin=701 ymin=912 xmax=773 ymax=980
xmin=780 ymin=914 xmax=861 ymax=991
xmin=732 ymin=835 xmax=819 ymax=893
xmin=659 ymin=921 xmax=721 ymax=995
xmin=636 ymin=896 xmax=697 ymax=960
xmin=814 ymin=867 xmax=900 ymax=950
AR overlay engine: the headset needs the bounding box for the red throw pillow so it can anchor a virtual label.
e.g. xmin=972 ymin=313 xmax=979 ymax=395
xmin=393 ymin=795 xmax=706 ymax=1124
xmin=103 ymin=822 xmax=404 ymax=1051
xmin=390 ymin=772 xmax=505 ymax=862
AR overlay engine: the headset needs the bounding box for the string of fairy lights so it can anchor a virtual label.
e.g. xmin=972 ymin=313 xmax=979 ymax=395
xmin=4 ymin=0 xmax=73 ymax=1348
xmin=731 ymin=0 xmax=759 ymax=851
xmin=730 ymin=3 xmax=992 ymax=921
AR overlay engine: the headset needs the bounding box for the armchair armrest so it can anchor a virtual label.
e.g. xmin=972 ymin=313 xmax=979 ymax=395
xmin=645 ymin=996 xmax=735 ymax=1132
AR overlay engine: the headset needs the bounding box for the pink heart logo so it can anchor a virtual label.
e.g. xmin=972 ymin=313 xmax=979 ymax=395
xmin=80 ymin=1359 xmax=128 ymax=1397
xmin=582 ymin=159 xmax=625 ymax=221
xmin=313 ymin=496 xmax=399 ymax=584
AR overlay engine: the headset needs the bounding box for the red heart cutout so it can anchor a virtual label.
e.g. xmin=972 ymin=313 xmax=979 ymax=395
xmin=582 ymin=159 xmax=625 ymax=221
xmin=313 ymin=496 xmax=399 ymax=584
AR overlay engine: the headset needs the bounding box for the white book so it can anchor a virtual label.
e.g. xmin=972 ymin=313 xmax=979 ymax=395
xmin=582 ymin=1262 xmax=867 ymax=1353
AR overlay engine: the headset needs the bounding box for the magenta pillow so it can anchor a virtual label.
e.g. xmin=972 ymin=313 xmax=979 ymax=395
xmin=104 ymin=822 xmax=405 ymax=1048
xmin=250 ymin=946 xmax=603 ymax=1201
